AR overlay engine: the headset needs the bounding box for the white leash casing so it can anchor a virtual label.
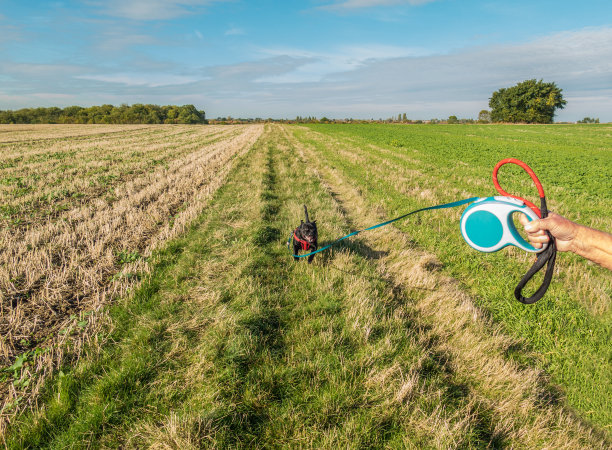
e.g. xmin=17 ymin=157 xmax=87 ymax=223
xmin=460 ymin=196 xmax=546 ymax=253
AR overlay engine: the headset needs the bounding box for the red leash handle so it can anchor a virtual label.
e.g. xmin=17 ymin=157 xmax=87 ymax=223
xmin=492 ymin=158 xmax=545 ymax=218
xmin=492 ymin=158 xmax=557 ymax=304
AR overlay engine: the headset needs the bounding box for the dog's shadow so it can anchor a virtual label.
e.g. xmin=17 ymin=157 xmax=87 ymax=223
xmin=293 ymin=235 xmax=440 ymax=290
xmin=314 ymin=237 xmax=388 ymax=263
xmin=300 ymin=237 xmax=387 ymax=281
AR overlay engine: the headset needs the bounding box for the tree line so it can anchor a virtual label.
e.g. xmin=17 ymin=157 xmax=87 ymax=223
xmin=1 ymin=81 xmax=600 ymax=125
xmin=0 ymin=104 xmax=207 ymax=124
xmin=577 ymin=117 xmax=600 ymax=124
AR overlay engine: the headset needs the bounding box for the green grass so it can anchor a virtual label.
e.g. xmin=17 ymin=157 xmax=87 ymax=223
xmin=5 ymin=124 xmax=609 ymax=447
xmin=297 ymin=123 xmax=612 ymax=428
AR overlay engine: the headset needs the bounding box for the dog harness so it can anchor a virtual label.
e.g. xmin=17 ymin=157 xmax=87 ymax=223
xmin=293 ymin=230 xmax=311 ymax=251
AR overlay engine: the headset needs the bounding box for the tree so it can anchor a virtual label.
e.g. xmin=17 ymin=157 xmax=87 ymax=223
xmin=577 ymin=117 xmax=599 ymax=124
xmin=447 ymin=115 xmax=459 ymax=124
xmin=177 ymin=105 xmax=203 ymax=124
xmin=489 ymin=79 xmax=566 ymax=124
xmin=478 ymin=110 xmax=491 ymax=123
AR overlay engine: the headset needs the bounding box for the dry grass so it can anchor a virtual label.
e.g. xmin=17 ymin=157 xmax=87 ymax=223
xmin=0 ymin=124 xmax=263 ymax=425
xmin=0 ymin=124 xmax=151 ymax=143
xmin=0 ymin=125 xmax=237 ymax=229
xmin=289 ymin=125 xmax=608 ymax=448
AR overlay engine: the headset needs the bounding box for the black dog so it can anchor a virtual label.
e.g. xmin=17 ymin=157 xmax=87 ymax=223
xmin=293 ymin=205 xmax=318 ymax=263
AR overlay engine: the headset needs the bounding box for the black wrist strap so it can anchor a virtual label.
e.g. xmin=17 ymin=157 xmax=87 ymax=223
xmin=514 ymin=198 xmax=557 ymax=304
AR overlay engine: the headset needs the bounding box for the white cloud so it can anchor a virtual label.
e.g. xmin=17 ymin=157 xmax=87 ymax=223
xmin=0 ymin=93 xmax=29 ymax=104
xmin=0 ymin=62 xmax=85 ymax=77
xmin=321 ymin=0 xmax=437 ymax=10
xmin=201 ymin=26 xmax=612 ymax=119
xmin=206 ymin=56 xmax=317 ymax=85
xmin=31 ymin=93 xmax=76 ymax=100
xmin=255 ymin=44 xmax=427 ymax=82
xmin=0 ymin=16 xmax=22 ymax=45
xmin=225 ymin=26 xmax=245 ymax=36
xmin=76 ymin=73 xmax=201 ymax=87
xmin=88 ymin=0 xmax=223 ymax=21
xmin=195 ymin=30 xmax=204 ymax=40
xmin=95 ymin=32 xmax=158 ymax=52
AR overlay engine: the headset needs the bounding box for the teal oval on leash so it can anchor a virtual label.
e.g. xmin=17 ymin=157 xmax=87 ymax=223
xmin=460 ymin=196 xmax=546 ymax=253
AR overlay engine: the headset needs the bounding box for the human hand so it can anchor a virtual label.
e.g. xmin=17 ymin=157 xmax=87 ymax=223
xmin=519 ymin=211 xmax=612 ymax=270
xmin=519 ymin=212 xmax=580 ymax=252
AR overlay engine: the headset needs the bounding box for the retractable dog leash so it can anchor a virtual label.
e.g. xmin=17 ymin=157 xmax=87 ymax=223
xmin=288 ymin=158 xmax=557 ymax=303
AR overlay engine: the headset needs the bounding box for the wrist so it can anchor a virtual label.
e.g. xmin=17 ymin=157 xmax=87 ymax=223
xmin=569 ymin=223 xmax=589 ymax=256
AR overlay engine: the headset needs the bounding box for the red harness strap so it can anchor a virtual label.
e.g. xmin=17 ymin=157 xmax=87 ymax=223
xmin=293 ymin=230 xmax=311 ymax=251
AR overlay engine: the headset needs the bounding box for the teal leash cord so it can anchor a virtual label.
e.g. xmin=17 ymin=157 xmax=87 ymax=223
xmin=288 ymin=197 xmax=479 ymax=258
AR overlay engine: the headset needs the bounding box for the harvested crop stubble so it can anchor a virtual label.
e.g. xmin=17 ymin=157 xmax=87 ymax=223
xmin=0 ymin=124 xmax=263 ymax=415
xmin=0 ymin=124 xmax=151 ymax=144
xmin=0 ymin=126 xmax=238 ymax=229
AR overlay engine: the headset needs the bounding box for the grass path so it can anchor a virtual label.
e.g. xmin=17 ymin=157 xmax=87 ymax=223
xmin=4 ymin=125 xmax=608 ymax=448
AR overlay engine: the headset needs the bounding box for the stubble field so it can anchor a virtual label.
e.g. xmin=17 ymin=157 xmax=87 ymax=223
xmin=0 ymin=123 xmax=610 ymax=447
xmin=0 ymin=124 xmax=263 ymax=419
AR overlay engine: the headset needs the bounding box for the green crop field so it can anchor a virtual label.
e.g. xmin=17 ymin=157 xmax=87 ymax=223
xmin=1 ymin=123 xmax=610 ymax=448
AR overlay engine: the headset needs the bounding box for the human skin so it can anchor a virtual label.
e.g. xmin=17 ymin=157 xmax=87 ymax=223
xmin=520 ymin=212 xmax=612 ymax=270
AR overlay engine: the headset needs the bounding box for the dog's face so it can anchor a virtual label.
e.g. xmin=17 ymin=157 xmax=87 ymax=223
xmin=300 ymin=220 xmax=317 ymax=243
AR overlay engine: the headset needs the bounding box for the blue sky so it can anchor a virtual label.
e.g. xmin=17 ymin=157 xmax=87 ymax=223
xmin=1 ymin=0 xmax=611 ymax=120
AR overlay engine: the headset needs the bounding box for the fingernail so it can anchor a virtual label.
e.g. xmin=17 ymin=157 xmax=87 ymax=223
xmin=524 ymin=222 xmax=534 ymax=231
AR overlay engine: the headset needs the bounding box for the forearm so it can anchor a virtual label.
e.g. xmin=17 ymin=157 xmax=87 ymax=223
xmin=571 ymin=225 xmax=612 ymax=270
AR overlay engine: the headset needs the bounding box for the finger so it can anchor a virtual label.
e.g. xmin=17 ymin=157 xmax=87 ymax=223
xmin=524 ymin=219 xmax=542 ymax=233
xmin=526 ymin=229 xmax=546 ymax=238
xmin=529 ymin=234 xmax=550 ymax=244
xmin=518 ymin=213 xmax=530 ymax=226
